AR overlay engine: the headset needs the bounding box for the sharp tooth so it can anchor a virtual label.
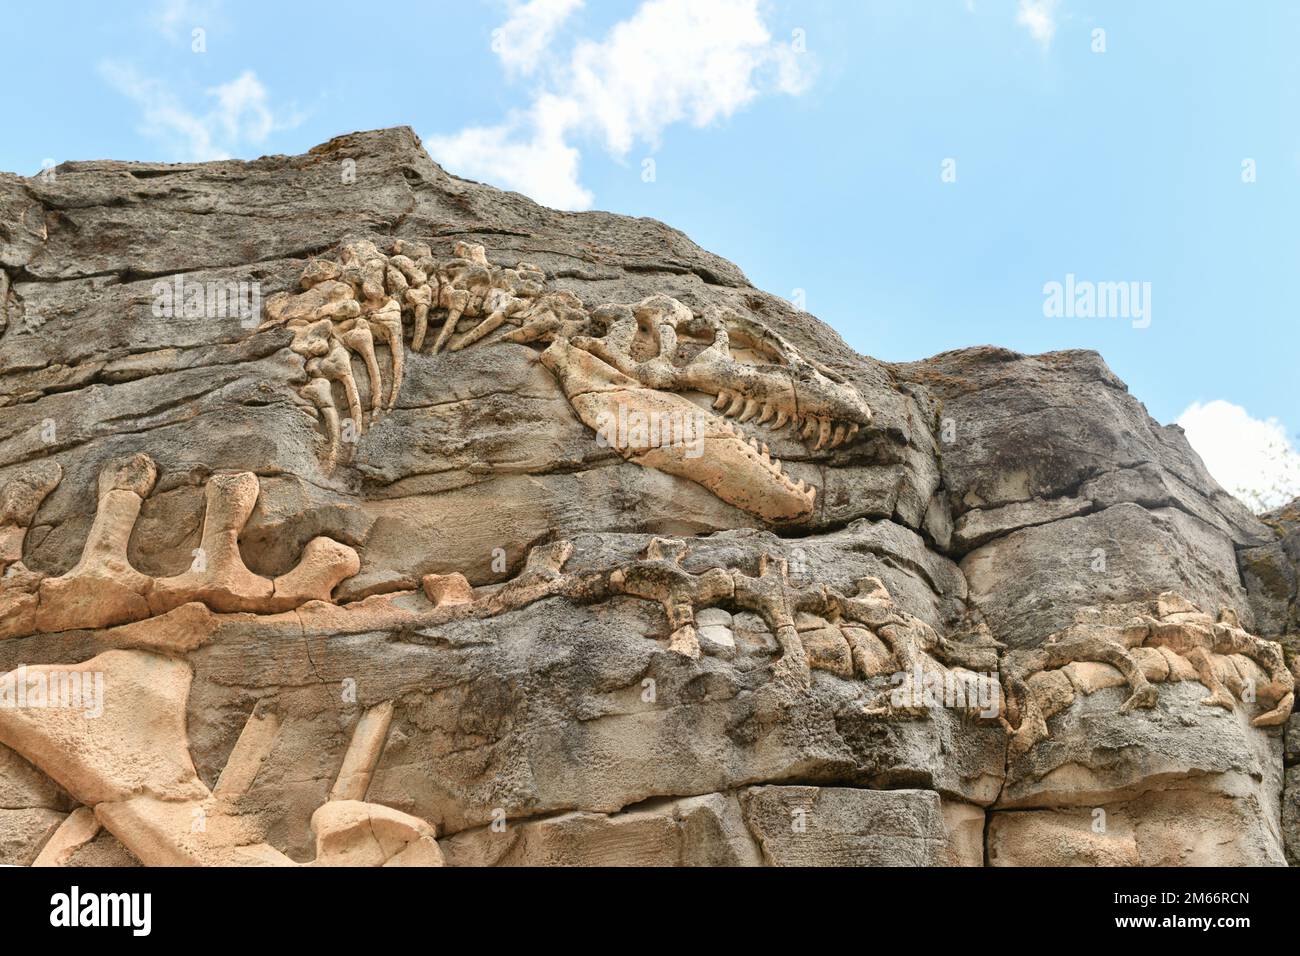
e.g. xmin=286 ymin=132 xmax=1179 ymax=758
xmin=748 ymin=437 xmax=759 ymax=450
xmin=801 ymin=417 xmax=818 ymax=440
xmin=830 ymin=423 xmax=848 ymax=448
xmin=794 ymin=479 xmax=807 ymax=493
xmin=739 ymin=399 xmax=760 ymax=423
xmin=773 ymin=409 xmax=790 ymax=430
xmin=816 ymin=417 xmax=832 ymax=450
xmin=757 ymin=403 xmax=775 ymax=425
xmin=847 ymin=423 xmax=860 ymax=442
xmin=713 ymin=391 xmax=731 ymax=410
xmin=761 ymin=443 xmax=770 ymax=457
xmin=770 ymin=458 xmax=781 ymax=473
xmin=725 ymin=394 xmax=746 ymax=418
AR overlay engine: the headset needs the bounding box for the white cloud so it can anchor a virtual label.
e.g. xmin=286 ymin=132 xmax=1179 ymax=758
xmin=1178 ymin=400 xmax=1300 ymax=514
xmin=427 ymin=0 xmax=812 ymax=210
xmin=152 ymin=0 xmax=218 ymax=41
xmin=1016 ymin=0 xmax=1059 ymax=48
xmin=100 ymin=63 xmax=296 ymax=162
xmin=492 ymin=0 xmax=584 ymax=76
xmin=428 ymin=108 xmax=593 ymax=210
xmin=209 ymin=70 xmax=275 ymax=142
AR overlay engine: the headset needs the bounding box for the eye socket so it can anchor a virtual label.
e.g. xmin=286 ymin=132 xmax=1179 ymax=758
xmin=629 ymin=315 xmax=661 ymax=362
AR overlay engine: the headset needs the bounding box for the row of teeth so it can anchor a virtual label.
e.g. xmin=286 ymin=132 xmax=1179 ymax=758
xmin=711 ymin=390 xmax=860 ymax=450
xmin=716 ymin=420 xmax=816 ymax=502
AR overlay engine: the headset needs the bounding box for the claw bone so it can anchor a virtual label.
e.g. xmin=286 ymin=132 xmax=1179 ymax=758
xmin=300 ymin=378 xmax=342 ymax=468
xmin=367 ymin=300 xmax=404 ymax=409
xmin=309 ymin=342 xmax=363 ymax=438
xmin=339 ymin=324 xmax=383 ymax=418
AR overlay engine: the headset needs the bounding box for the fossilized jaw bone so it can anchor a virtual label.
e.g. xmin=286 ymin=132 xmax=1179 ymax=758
xmin=3 ymin=454 xmax=359 ymax=638
xmin=542 ymin=339 xmax=817 ymax=523
xmin=580 ymin=296 xmax=874 ymax=451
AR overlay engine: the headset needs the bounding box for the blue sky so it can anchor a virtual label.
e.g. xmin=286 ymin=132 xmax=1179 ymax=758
xmin=3 ymin=0 xmax=1297 ymax=508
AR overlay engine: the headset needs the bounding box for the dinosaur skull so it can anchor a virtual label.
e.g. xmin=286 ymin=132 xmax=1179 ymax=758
xmin=575 ymin=295 xmax=873 ymax=451
xmin=542 ymin=338 xmax=818 ymax=523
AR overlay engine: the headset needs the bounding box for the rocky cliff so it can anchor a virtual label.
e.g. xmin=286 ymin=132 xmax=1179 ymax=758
xmin=0 ymin=127 xmax=1294 ymax=867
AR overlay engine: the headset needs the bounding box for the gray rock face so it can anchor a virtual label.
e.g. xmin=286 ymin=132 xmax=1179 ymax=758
xmin=0 ymin=128 xmax=1292 ymax=867
xmin=963 ymin=503 xmax=1252 ymax=649
xmin=740 ymin=786 xmax=949 ymax=866
xmin=1243 ymin=501 xmax=1300 ymax=640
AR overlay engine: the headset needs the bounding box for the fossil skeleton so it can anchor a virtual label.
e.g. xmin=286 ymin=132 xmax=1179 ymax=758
xmin=257 ymin=239 xmax=874 ymax=523
xmin=999 ymin=592 xmax=1295 ymax=754
xmin=2 ymin=237 xmax=1292 ymax=867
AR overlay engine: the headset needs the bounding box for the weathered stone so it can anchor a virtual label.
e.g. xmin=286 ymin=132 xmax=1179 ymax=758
xmin=441 ymin=791 xmax=761 ymax=867
xmin=963 ymin=504 xmax=1252 ymax=649
xmin=940 ymin=799 xmax=986 ymax=867
xmin=0 ymin=807 xmax=65 ymax=866
xmin=894 ymin=347 xmax=1271 ymax=549
xmin=992 ymin=788 xmax=1284 ymax=866
xmin=740 ymin=786 xmax=948 ymax=866
xmin=951 ymin=495 xmax=1092 ymax=554
xmin=0 ymin=128 xmax=1288 ymax=869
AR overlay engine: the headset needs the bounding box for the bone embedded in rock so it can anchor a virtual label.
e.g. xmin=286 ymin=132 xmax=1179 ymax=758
xmin=149 ymin=472 xmax=273 ymax=614
xmin=248 ymin=239 xmax=877 ymax=535
xmin=421 ymin=572 xmax=475 ymax=607
xmin=339 ymin=323 xmax=383 ymax=417
xmin=31 ymin=806 xmax=101 ymax=867
xmin=8 ymin=455 xmax=361 ymax=640
xmin=310 ymin=800 xmax=443 ymax=867
xmin=330 ymin=701 xmax=396 ymax=802
xmin=431 ymin=288 xmax=469 ymax=355
xmin=406 ymin=284 xmax=434 ymax=351
xmin=299 ymin=378 xmax=342 ymax=467
xmin=0 ymin=650 xmax=206 ymax=809
xmin=36 ymin=455 xmax=158 ymax=632
xmin=272 ymin=537 xmax=361 ymax=609
xmin=367 ymin=299 xmax=404 ymax=408
xmin=310 ymin=341 xmax=364 ymax=437
xmin=0 ymin=460 xmax=62 ymax=573
xmin=212 ymin=706 xmax=282 ymax=799
xmin=1000 ymin=592 xmax=1295 ymax=753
